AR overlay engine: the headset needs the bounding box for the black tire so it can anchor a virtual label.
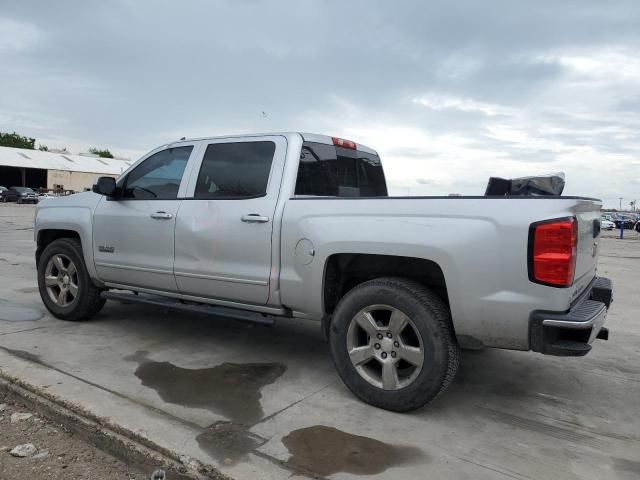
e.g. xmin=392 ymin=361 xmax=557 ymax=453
xmin=329 ymin=277 xmax=460 ymax=412
xmin=37 ymin=238 xmax=105 ymax=321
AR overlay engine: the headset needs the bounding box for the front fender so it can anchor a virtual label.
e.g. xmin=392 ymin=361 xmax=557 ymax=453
xmin=34 ymin=193 xmax=102 ymax=282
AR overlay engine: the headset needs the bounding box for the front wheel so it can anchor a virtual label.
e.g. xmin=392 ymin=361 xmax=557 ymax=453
xmin=37 ymin=238 xmax=105 ymax=321
xmin=329 ymin=277 xmax=460 ymax=412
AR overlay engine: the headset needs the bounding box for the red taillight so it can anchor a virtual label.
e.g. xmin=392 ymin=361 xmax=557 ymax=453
xmin=332 ymin=137 xmax=357 ymax=149
xmin=530 ymin=217 xmax=577 ymax=287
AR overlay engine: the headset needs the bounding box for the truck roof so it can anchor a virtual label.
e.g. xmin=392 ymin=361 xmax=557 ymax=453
xmin=171 ymin=132 xmax=378 ymax=155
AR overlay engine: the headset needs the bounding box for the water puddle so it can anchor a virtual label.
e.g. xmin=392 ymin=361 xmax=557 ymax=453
xmin=0 ymin=301 xmax=43 ymax=321
xmin=124 ymin=351 xmax=286 ymax=424
xmin=282 ymin=425 xmax=427 ymax=476
xmin=196 ymin=421 xmax=265 ymax=464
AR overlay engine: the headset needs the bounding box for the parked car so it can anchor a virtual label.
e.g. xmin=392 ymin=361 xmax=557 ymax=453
xmin=33 ymin=132 xmax=612 ymax=412
xmin=601 ymin=219 xmax=615 ymax=230
xmin=0 ymin=186 xmax=38 ymax=204
xmin=614 ymin=216 xmax=635 ymax=229
xmin=38 ymin=192 xmax=56 ymax=202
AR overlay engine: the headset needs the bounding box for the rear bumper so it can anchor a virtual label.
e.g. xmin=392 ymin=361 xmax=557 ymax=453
xmin=529 ymin=276 xmax=612 ymax=357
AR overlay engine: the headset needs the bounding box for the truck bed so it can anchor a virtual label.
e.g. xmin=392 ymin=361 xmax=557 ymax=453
xmin=280 ymin=195 xmax=602 ymax=351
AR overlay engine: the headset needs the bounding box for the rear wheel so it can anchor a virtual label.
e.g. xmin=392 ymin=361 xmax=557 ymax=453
xmin=37 ymin=238 xmax=105 ymax=321
xmin=329 ymin=277 xmax=460 ymax=412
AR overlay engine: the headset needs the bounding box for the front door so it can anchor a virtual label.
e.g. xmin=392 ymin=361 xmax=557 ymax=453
xmin=173 ymin=136 xmax=286 ymax=304
xmin=93 ymin=145 xmax=195 ymax=291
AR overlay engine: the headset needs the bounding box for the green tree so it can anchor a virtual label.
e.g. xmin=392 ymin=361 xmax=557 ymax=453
xmin=89 ymin=147 xmax=114 ymax=158
xmin=0 ymin=131 xmax=36 ymax=149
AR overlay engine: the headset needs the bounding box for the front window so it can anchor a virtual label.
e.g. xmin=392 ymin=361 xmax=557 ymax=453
xmin=121 ymin=146 xmax=192 ymax=199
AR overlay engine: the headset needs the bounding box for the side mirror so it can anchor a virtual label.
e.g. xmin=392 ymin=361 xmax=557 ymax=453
xmin=92 ymin=177 xmax=117 ymax=196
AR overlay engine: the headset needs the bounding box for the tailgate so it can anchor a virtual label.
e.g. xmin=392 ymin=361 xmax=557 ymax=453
xmin=571 ymin=202 xmax=601 ymax=301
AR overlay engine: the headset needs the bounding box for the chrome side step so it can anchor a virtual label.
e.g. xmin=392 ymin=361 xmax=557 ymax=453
xmin=101 ymin=291 xmax=276 ymax=326
xmin=103 ymin=281 xmax=288 ymax=316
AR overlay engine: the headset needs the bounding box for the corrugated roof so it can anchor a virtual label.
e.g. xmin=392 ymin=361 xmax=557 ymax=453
xmin=0 ymin=146 xmax=132 ymax=175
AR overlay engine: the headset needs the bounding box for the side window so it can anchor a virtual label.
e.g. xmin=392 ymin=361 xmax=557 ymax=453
xmin=195 ymin=141 xmax=275 ymax=199
xmin=122 ymin=146 xmax=192 ymax=199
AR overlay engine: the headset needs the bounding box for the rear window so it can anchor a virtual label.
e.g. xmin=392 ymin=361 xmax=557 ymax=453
xmin=195 ymin=141 xmax=275 ymax=199
xmin=295 ymin=141 xmax=387 ymax=197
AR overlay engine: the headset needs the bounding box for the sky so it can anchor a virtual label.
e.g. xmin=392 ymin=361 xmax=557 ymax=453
xmin=1 ymin=1 xmax=639 ymax=207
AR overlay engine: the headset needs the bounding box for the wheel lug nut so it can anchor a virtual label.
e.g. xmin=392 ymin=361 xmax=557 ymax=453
xmin=376 ymin=333 xmax=383 ymax=340
xmin=386 ymin=332 xmax=392 ymax=338
xmin=374 ymin=343 xmax=381 ymax=350
xmin=381 ymin=352 xmax=387 ymax=359
xmin=394 ymin=341 xmax=399 ymax=347
xmin=391 ymin=351 xmax=397 ymax=358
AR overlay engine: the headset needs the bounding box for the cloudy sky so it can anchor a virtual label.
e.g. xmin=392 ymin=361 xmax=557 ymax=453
xmin=1 ymin=1 xmax=639 ymax=206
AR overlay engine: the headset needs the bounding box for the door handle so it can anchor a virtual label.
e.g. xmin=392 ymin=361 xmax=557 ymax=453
xmin=241 ymin=214 xmax=269 ymax=223
xmin=150 ymin=211 xmax=173 ymax=220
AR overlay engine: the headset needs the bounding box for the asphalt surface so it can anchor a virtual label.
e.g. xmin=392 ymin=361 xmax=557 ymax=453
xmin=1 ymin=203 xmax=639 ymax=479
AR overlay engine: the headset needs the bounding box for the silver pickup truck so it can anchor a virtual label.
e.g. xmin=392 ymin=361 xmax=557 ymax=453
xmin=34 ymin=132 xmax=612 ymax=411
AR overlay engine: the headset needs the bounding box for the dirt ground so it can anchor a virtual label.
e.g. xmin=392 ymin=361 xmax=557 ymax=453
xmin=0 ymin=392 xmax=149 ymax=480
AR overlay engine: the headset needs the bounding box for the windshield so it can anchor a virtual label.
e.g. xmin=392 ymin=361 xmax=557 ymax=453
xmin=295 ymin=141 xmax=387 ymax=197
xmin=13 ymin=187 xmax=34 ymax=193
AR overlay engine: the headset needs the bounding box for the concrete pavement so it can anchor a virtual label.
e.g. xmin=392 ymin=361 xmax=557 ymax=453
xmin=1 ymin=203 xmax=639 ymax=479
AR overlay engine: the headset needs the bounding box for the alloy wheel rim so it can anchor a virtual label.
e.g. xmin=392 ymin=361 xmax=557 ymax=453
xmin=44 ymin=254 xmax=79 ymax=307
xmin=346 ymin=304 xmax=424 ymax=390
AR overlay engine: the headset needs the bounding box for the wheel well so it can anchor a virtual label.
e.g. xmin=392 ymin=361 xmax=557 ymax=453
xmin=36 ymin=229 xmax=81 ymax=264
xmin=323 ymin=253 xmax=449 ymax=317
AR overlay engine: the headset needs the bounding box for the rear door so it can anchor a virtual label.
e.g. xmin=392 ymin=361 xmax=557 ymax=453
xmin=173 ymin=136 xmax=287 ymax=304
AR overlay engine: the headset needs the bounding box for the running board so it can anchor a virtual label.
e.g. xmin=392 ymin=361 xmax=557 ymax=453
xmin=101 ymin=291 xmax=276 ymax=326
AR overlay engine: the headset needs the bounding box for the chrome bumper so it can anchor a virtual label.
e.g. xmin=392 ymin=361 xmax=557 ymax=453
xmin=529 ymin=276 xmax=612 ymax=357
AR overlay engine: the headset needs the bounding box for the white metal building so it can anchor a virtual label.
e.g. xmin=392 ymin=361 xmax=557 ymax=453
xmin=0 ymin=146 xmax=132 ymax=192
